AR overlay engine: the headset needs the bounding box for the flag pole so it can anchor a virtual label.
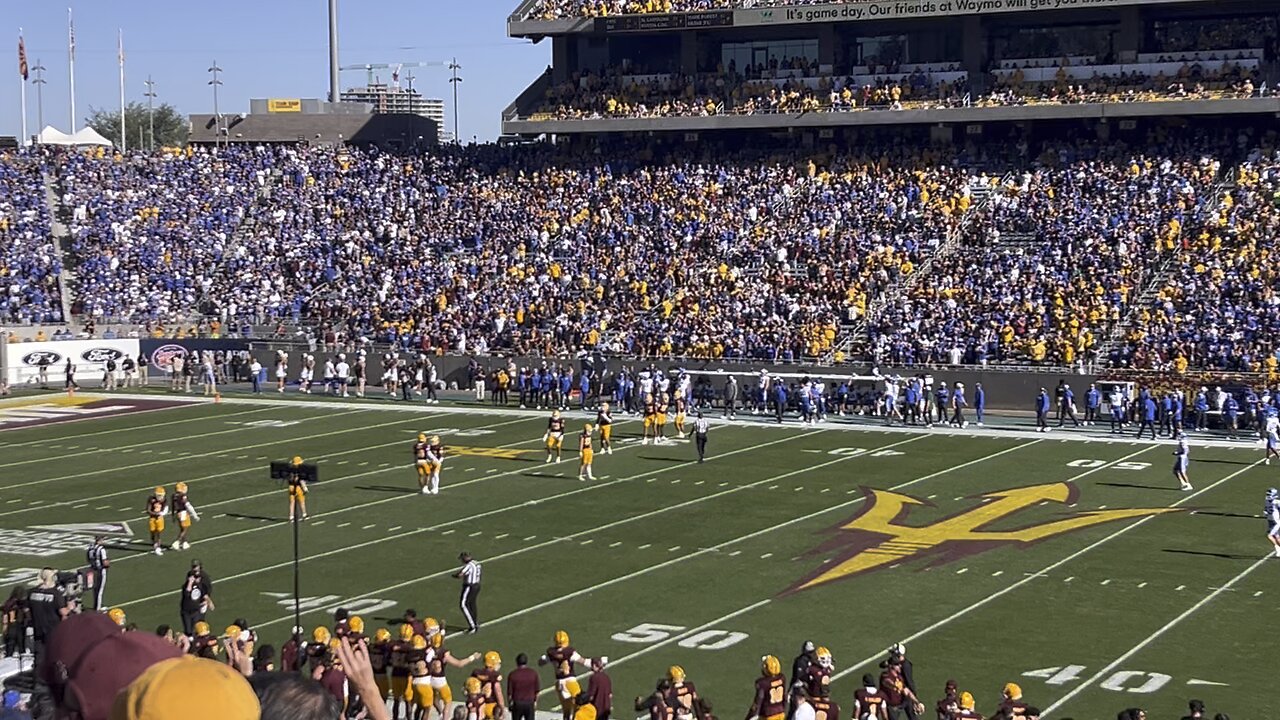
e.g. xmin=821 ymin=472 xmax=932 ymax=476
xmin=18 ymin=29 xmax=27 ymax=145
xmin=118 ymin=29 xmax=126 ymax=152
xmin=68 ymin=8 xmax=77 ymax=133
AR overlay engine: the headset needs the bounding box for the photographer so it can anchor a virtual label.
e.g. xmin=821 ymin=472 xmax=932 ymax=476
xmin=179 ymin=560 xmax=215 ymax=637
xmin=28 ymin=569 xmax=70 ymax=666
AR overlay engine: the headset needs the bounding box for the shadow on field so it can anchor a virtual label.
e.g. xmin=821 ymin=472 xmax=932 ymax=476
xmin=522 ymin=471 xmax=572 ymax=479
xmin=355 ymin=485 xmax=421 ymax=495
xmin=637 ymin=456 xmax=689 ymax=463
xmin=1188 ymin=510 xmax=1259 ymax=520
xmin=1193 ymin=458 xmax=1258 ymax=466
xmin=1097 ymin=481 xmax=1179 ymax=492
xmin=225 ymin=512 xmax=281 ymax=522
xmin=1161 ymin=548 xmax=1257 ymax=560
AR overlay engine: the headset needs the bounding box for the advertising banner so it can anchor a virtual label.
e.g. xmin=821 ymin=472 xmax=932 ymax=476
xmin=267 ymin=98 xmax=302 ymax=113
xmin=597 ymin=9 xmax=732 ymax=32
xmin=4 ymin=339 xmax=140 ymax=386
xmin=734 ymin=0 xmax=1205 ymax=27
xmin=140 ymin=338 xmax=250 ymax=370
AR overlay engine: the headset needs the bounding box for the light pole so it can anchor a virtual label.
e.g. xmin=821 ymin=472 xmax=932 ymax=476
xmin=31 ymin=60 xmax=46 ymax=137
xmin=208 ymin=61 xmax=223 ymax=147
xmin=144 ymin=76 xmax=157 ymax=151
xmin=448 ymin=58 xmax=462 ymax=144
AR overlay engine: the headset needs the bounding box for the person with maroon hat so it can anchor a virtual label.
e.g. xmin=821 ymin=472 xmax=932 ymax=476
xmin=39 ymin=612 xmax=181 ymax=720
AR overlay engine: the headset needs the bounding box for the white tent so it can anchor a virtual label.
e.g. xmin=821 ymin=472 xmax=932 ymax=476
xmin=35 ymin=125 xmax=113 ymax=147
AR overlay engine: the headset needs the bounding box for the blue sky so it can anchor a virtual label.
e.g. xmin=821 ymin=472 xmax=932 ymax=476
xmin=5 ymin=1 xmax=548 ymax=142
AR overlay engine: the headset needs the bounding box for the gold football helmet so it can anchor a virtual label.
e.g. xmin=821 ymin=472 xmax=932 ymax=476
xmin=553 ymin=630 xmax=569 ymax=648
xmin=761 ymin=655 xmax=781 ymax=677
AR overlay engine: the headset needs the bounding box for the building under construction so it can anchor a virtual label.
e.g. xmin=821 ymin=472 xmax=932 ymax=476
xmin=339 ymin=83 xmax=448 ymax=143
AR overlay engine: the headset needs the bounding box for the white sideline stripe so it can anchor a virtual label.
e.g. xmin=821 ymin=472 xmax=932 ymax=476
xmin=3 ymin=406 xmax=274 ymax=448
xmin=3 ymin=409 xmax=373 ymax=490
xmin=453 ymin=438 xmax=1035 ymax=633
xmin=116 ymin=429 xmax=822 ymax=610
xmin=0 ymin=409 xmax=469 ymax=519
xmin=536 ymin=600 xmax=773 ymax=699
xmin=70 ymin=392 xmax=1262 ymax=450
xmin=106 ymin=416 xmax=577 ymax=564
xmin=830 ymin=454 xmax=1262 ymax=686
xmin=1042 ymin=553 xmax=1272 ymax=717
xmin=248 ymin=433 xmax=929 ymax=630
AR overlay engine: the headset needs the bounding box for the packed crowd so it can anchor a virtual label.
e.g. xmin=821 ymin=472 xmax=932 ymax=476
xmin=0 ymin=153 xmax=63 ymax=325
xmin=867 ymin=129 xmax=1233 ymax=367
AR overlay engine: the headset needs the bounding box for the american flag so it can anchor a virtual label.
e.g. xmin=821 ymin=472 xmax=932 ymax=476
xmin=17 ymin=31 xmax=27 ymax=81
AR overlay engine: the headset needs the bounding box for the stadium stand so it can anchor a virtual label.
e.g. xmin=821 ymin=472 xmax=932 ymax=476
xmin=0 ymin=153 xmax=63 ymax=324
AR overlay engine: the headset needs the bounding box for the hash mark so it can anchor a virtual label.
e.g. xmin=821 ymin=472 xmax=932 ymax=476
xmin=670 ymin=479 xmax=681 ymax=484
xmin=379 ymin=463 xmax=390 ymax=468
xmin=214 ymin=513 xmax=226 ymax=519
xmin=487 ymin=469 xmax=498 ymax=474
xmin=441 ymin=529 xmax=455 ymax=535
xmin=524 ymin=535 xmax=537 ymax=541
xmin=954 ymin=496 xmax=964 ymax=501
xmin=358 ymin=462 xmax=369 ymax=466
xmin=236 ymin=455 xmax=248 ymax=460
xmin=337 ymin=461 xmax=348 ymax=465
xmin=718 ymin=482 xmax=728 ymax=487
xmin=581 ymin=539 xmax=594 ymax=545
xmin=728 ymin=550 xmax=741 ymax=557
xmin=768 ymin=485 xmax=779 ymax=490
xmin=760 ymin=552 xmax=773 ymax=559
xmin=847 ymin=489 xmax=858 ymax=494
xmin=95 ymin=505 xmax=110 ymax=510
xmin=647 ymin=478 xmax=657 ymax=483
xmin=638 ymin=544 xmax=652 ymax=550
xmin=8 ymin=500 xmax=25 ymax=505
xmin=1101 ymin=579 xmax=1112 ymax=586
xmin=312 ymin=520 xmax=326 ymax=526
xmin=493 ymin=533 xmax=508 ymax=540
xmin=1064 ymin=577 xmax=1076 ymax=583
xmin=992 ymin=571 xmax=1004 ymax=577
xmin=362 ymin=524 xmax=377 ymax=530
xmin=694 ymin=480 xmax=704 ymax=486
xmin=1098 ymin=505 xmax=1108 ymax=509
xmin=794 ymin=486 xmax=804 ymax=492
xmin=388 ymin=526 xmax=402 ymax=532
xmin=1176 ymin=584 xmax=1187 ymax=591
xmin=1138 ymin=582 xmax=1148 ymax=588
xmin=469 ymin=531 xmax=483 ymax=538
xmin=609 ymin=541 xmax=622 ymax=548
xmin=667 ymin=545 xmax=681 ymax=552
xmin=821 ymin=488 xmax=830 ymax=493
xmin=956 ymin=568 xmax=969 ymax=575
xmin=466 ymin=468 xmax=476 ymax=472
xmin=1254 ymin=591 xmax=1265 ymax=597
xmin=337 ymin=523 xmax=351 ymax=528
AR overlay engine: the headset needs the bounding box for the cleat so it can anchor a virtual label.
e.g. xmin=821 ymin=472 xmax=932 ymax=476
xmin=153 ymin=547 xmax=163 ymax=556
xmin=181 ymin=541 xmax=190 ymax=550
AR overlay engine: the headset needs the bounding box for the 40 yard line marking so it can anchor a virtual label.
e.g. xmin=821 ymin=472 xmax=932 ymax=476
xmin=1043 ymin=553 xmax=1273 ymax=716
xmin=829 ymin=451 xmax=1259 ymax=687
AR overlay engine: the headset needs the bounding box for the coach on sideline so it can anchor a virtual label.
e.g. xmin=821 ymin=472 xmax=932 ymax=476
xmin=453 ymin=552 xmax=482 ymax=633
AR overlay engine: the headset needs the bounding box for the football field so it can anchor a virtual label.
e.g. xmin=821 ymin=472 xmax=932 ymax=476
xmin=0 ymin=392 xmax=1276 ymax=719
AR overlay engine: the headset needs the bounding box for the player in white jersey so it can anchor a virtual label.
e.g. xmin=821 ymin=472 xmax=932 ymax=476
xmin=1265 ymin=488 xmax=1280 ymax=557
xmin=323 ymin=359 xmax=337 ymax=394
xmin=883 ymin=377 xmax=902 ymax=426
xmin=1263 ymin=413 xmax=1279 ymax=465
xmin=1172 ymin=434 xmax=1192 ymax=491
xmin=334 ymin=355 xmax=350 ymax=397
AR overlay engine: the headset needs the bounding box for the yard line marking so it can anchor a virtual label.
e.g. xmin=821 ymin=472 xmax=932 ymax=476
xmin=0 ymin=413 xmax=529 ymax=522
xmin=1043 ymin=554 xmax=1272 ymax=716
xmin=0 ymin=408 xmax=421 ymax=499
xmin=830 ymin=451 xmax=1258 ymax=686
xmin=534 ymin=601 xmax=773 ymax=698
xmin=4 ymin=408 xmax=350 ymax=469
xmin=3 ymin=406 xmax=274 ymax=449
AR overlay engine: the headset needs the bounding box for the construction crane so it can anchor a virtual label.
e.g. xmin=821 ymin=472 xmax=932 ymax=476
xmin=339 ymin=62 xmax=447 ymax=88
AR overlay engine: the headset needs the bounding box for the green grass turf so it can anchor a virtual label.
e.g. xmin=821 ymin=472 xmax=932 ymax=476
xmin=1 ymin=395 xmax=1276 ymax=719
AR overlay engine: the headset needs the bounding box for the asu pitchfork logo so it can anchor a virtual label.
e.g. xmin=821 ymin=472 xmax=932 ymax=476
xmin=789 ymin=482 xmax=1180 ymax=593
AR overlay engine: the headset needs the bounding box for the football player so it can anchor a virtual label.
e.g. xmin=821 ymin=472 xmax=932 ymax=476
xmin=308 ymin=627 xmax=333 ymax=675
xmin=596 ymin=403 xmax=614 ymax=455
xmin=470 ymin=651 xmax=507 ymax=719
xmin=427 ymin=436 xmax=444 ymax=495
xmin=655 ymin=395 xmax=669 ymax=444
xmin=1265 ymin=488 xmax=1280 ymax=558
xmin=852 ymin=672 xmax=888 ymax=720
xmin=371 ymin=628 xmax=393 ymax=702
xmin=955 ymin=692 xmax=984 ymax=720
xmin=579 ymin=425 xmax=596 ymax=482
xmin=170 ymin=481 xmax=200 ymax=550
xmin=108 ymin=607 xmax=127 ymax=628
xmin=191 ymin=621 xmax=219 ymax=659
xmin=745 ymin=655 xmax=787 ymax=720
xmin=346 ymin=615 xmax=368 ymax=644
xmin=414 ymin=433 xmax=432 ymax=494
xmin=804 ymin=647 xmax=833 ymax=698
xmin=1173 ymin=434 xmax=1193 ymax=491
xmin=810 ymin=694 xmax=839 ymax=720
xmin=664 ymin=666 xmax=698 ymax=720
xmin=287 ymin=456 xmax=309 ymax=521
xmin=464 ymin=677 xmax=487 ymax=720
xmin=993 ymin=684 xmax=1029 ymax=720
xmin=1264 ymin=410 xmax=1280 ymax=465
xmin=674 ymin=396 xmax=688 ymax=439
xmin=146 ymin=486 xmax=167 ymax=555
xmin=390 ymin=623 xmax=415 ymax=720
xmin=540 ymin=630 xmax=603 ymax=720
xmin=428 ymin=631 xmax=482 ymax=720
xmin=545 ymin=411 xmax=566 ymax=463
xmin=409 ymin=635 xmax=432 ymax=720
xmin=642 ymin=394 xmax=656 ymax=445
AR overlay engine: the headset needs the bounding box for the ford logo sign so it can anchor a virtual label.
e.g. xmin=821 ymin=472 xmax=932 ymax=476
xmin=21 ymin=351 xmax=63 ymax=366
xmin=151 ymin=343 xmax=187 ymax=368
xmin=81 ymin=347 xmax=126 ymax=363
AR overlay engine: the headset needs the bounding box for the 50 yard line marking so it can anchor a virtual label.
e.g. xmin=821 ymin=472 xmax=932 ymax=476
xmin=829 ymin=452 xmax=1262 ymax=687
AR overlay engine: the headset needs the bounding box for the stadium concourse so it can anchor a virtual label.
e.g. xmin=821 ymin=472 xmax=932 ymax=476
xmin=1 ymin=122 xmax=1279 ymax=373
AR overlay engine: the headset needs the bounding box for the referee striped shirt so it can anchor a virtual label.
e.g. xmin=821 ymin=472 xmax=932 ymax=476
xmin=460 ymin=559 xmax=482 ymax=586
xmin=694 ymin=417 xmax=710 ymax=435
xmin=86 ymin=543 xmax=108 ymax=570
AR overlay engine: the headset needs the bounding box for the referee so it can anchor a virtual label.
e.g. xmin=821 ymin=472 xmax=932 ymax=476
xmin=86 ymin=535 xmax=109 ymax=610
xmin=693 ymin=412 xmax=710 ymax=463
xmin=453 ymin=552 xmax=481 ymax=633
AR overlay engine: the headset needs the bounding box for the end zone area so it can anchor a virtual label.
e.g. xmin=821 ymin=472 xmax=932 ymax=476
xmin=0 ymin=393 xmax=1275 ymax=718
